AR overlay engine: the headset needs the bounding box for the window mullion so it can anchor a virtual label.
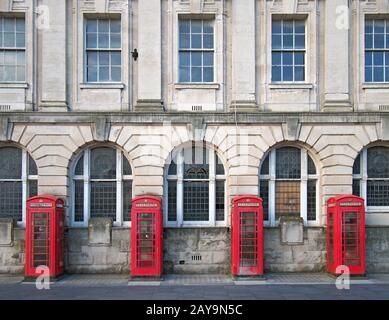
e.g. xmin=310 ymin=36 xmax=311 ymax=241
xmin=21 ymin=149 xmax=27 ymax=225
xmin=269 ymin=150 xmax=276 ymax=226
xmin=116 ymin=150 xmax=123 ymax=226
xmin=177 ymin=150 xmax=184 ymax=226
xmin=209 ymin=150 xmax=216 ymax=226
xmin=362 ymin=149 xmax=368 ymax=207
xmin=301 ymin=149 xmax=308 ymax=225
xmin=83 ymin=150 xmax=90 ymax=226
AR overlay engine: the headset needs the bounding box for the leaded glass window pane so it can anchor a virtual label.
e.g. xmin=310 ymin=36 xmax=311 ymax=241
xmin=216 ymin=180 xmax=225 ymax=221
xmin=0 ymin=181 xmax=22 ymax=220
xmin=353 ymin=154 xmax=361 ymax=175
xmin=123 ymin=156 xmax=132 ymax=175
xmin=0 ymin=147 xmax=22 ymax=179
xmin=28 ymin=155 xmax=37 ymax=176
xmin=183 ymin=181 xmax=209 ymax=221
xmin=260 ymin=155 xmax=269 ymax=176
xmin=275 ymin=181 xmax=300 ymax=220
xmin=28 ymin=180 xmax=37 ymax=198
xmin=367 ymin=147 xmax=389 ymax=178
xmin=75 ymin=155 xmax=84 ymax=175
xmin=123 ymin=180 xmax=132 ymax=222
xmin=276 ymin=147 xmax=301 ymax=179
xmin=74 ymin=180 xmax=84 ymax=222
xmin=184 ymin=146 xmax=209 ymax=179
xmin=259 ymin=180 xmax=269 ymax=221
xmin=90 ymin=147 xmax=116 ymax=179
xmin=307 ymin=180 xmax=316 ymax=221
xmin=90 ymin=181 xmax=116 ymax=221
xmin=308 ymin=155 xmax=316 ymax=175
xmin=168 ymin=159 xmax=177 ymax=176
xmin=168 ymin=180 xmax=177 ymax=221
xmin=353 ymin=179 xmax=361 ymax=197
xmin=216 ymin=155 xmax=225 ymax=175
xmin=367 ymin=180 xmax=389 ymax=206
xmin=184 ymin=164 xmax=209 ymax=179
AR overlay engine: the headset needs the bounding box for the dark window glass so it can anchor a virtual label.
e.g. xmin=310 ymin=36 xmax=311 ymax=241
xmin=0 ymin=147 xmax=22 ymax=179
xmin=0 ymin=181 xmax=22 ymax=220
xmin=367 ymin=147 xmax=389 ymax=178
xmin=259 ymin=180 xmax=269 ymax=221
xmin=122 ymin=156 xmax=132 ymax=175
xmin=75 ymin=155 xmax=84 ymax=175
xmin=216 ymin=155 xmax=225 ymax=175
xmin=308 ymin=155 xmax=316 ymax=175
xmin=28 ymin=155 xmax=37 ymax=176
xmin=260 ymin=155 xmax=269 ymax=175
xmin=367 ymin=180 xmax=389 ymax=206
xmin=74 ymin=180 xmax=84 ymax=222
xmin=276 ymin=147 xmax=301 ymax=179
xmin=216 ymin=180 xmax=225 ymax=221
xmin=168 ymin=180 xmax=177 ymax=221
xmin=353 ymin=154 xmax=361 ymax=175
xmin=90 ymin=147 xmax=116 ymax=179
xmin=275 ymin=181 xmax=300 ymax=220
xmin=123 ymin=180 xmax=132 ymax=222
xmin=307 ymin=180 xmax=316 ymax=221
xmin=28 ymin=180 xmax=37 ymax=198
xmin=183 ymin=181 xmax=209 ymax=221
xmin=168 ymin=159 xmax=177 ymax=175
xmin=352 ymin=179 xmax=361 ymax=197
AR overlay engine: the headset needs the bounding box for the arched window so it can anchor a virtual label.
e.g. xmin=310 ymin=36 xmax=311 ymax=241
xmin=71 ymin=146 xmax=133 ymax=226
xmin=165 ymin=143 xmax=226 ymax=227
xmin=353 ymin=146 xmax=389 ymax=208
xmin=0 ymin=147 xmax=37 ymax=223
xmin=259 ymin=146 xmax=318 ymax=226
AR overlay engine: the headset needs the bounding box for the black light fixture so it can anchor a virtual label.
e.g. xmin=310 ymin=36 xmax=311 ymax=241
xmin=131 ymin=48 xmax=138 ymax=61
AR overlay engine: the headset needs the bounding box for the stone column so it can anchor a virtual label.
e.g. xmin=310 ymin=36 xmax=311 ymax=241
xmin=39 ymin=0 xmax=67 ymax=111
xmin=135 ymin=0 xmax=164 ymax=111
xmin=323 ymin=0 xmax=352 ymax=111
xmin=230 ymin=0 xmax=257 ymax=112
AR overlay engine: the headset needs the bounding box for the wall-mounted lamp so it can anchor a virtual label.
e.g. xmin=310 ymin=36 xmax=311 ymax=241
xmin=131 ymin=49 xmax=139 ymax=61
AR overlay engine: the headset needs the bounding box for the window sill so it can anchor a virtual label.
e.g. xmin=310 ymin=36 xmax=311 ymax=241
xmin=0 ymin=82 xmax=28 ymax=88
xmin=80 ymin=83 xmax=125 ymax=89
xmin=269 ymin=83 xmax=313 ymax=90
xmin=174 ymin=83 xmax=220 ymax=90
xmin=362 ymin=83 xmax=389 ymax=89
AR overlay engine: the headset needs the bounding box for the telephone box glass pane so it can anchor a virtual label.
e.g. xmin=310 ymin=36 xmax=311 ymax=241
xmin=0 ymin=181 xmax=22 ymax=220
xmin=136 ymin=212 xmax=155 ymax=268
xmin=32 ymin=212 xmax=50 ymax=267
xmin=240 ymin=212 xmax=258 ymax=267
xmin=275 ymin=181 xmax=300 ymax=220
xmin=342 ymin=211 xmax=360 ymax=267
xmin=328 ymin=213 xmax=334 ymax=264
xmin=90 ymin=147 xmax=116 ymax=179
xmin=90 ymin=181 xmax=117 ymax=220
xmin=183 ymin=181 xmax=209 ymax=221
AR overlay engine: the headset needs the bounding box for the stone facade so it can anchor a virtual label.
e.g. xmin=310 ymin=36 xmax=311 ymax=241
xmin=1 ymin=0 xmax=389 ymax=275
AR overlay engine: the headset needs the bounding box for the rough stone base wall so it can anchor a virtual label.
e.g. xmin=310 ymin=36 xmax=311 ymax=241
xmin=1 ymin=226 xmax=389 ymax=274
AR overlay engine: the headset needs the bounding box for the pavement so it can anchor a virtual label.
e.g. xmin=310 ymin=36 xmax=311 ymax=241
xmin=0 ymin=273 xmax=389 ymax=300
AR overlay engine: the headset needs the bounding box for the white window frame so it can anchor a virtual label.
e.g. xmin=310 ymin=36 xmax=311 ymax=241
xmin=70 ymin=147 xmax=133 ymax=228
xmin=84 ymin=17 xmax=122 ymax=83
xmin=259 ymin=147 xmax=319 ymax=227
xmin=164 ymin=148 xmax=226 ymax=228
xmin=354 ymin=148 xmax=389 ymax=213
xmin=0 ymin=16 xmax=26 ymax=83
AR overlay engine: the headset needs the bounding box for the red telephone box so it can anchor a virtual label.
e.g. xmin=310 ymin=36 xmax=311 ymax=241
xmin=326 ymin=195 xmax=366 ymax=275
xmin=25 ymin=195 xmax=65 ymax=278
xmin=231 ymin=196 xmax=264 ymax=277
xmin=131 ymin=196 xmax=163 ymax=278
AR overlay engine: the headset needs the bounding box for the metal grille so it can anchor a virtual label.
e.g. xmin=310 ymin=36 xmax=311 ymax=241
xmin=367 ymin=180 xmax=389 ymax=206
xmin=259 ymin=179 xmax=269 ymax=221
xmin=353 ymin=154 xmax=361 ymax=175
xmin=0 ymin=147 xmax=22 ymax=179
xmin=0 ymin=181 xmax=22 ymax=220
xmin=167 ymin=180 xmax=177 ymax=221
xmin=122 ymin=180 xmax=132 ymax=222
xmin=307 ymin=180 xmax=316 ymax=221
xmin=239 ymin=212 xmax=258 ymax=267
xmin=216 ymin=180 xmax=225 ymax=221
xmin=90 ymin=147 xmax=116 ymax=179
xmin=28 ymin=155 xmax=37 ymax=175
xmin=328 ymin=213 xmax=334 ymax=264
xmin=342 ymin=211 xmax=361 ymax=267
xmin=32 ymin=212 xmax=50 ymax=268
xmin=74 ymin=180 xmax=84 ymax=222
xmin=353 ymin=179 xmax=361 ymax=197
xmin=260 ymin=155 xmax=269 ymax=175
xmin=183 ymin=181 xmax=209 ymax=221
xmin=275 ymin=181 xmax=300 ymax=220
xmin=136 ymin=213 xmax=156 ymax=268
xmin=308 ymin=155 xmax=316 ymax=175
xmin=28 ymin=180 xmax=38 ymax=198
xmin=90 ymin=181 xmax=117 ymax=221
xmin=276 ymin=147 xmax=301 ymax=179
xmin=75 ymin=155 xmax=84 ymax=175
xmin=367 ymin=147 xmax=389 ymax=178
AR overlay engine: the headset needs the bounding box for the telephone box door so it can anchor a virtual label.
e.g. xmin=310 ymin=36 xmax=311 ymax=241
xmin=232 ymin=196 xmax=264 ymax=277
xmin=131 ymin=196 xmax=163 ymax=278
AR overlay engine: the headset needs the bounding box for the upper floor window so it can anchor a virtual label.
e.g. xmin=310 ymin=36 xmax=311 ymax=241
xmin=165 ymin=144 xmax=225 ymax=227
xmin=0 ymin=147 xmax=37 ymax=223
xmin=259 ymin=146 xmax=318 ymax=226
xmin=0 ymin=16 xmax=25 ymax=82
xmin=71 ymin=146 xmax=133 ymax=227
xmin=272 ymin=19 xmax=305 ymax=82
xmin=353 ymin=146 xmax=389 ymax=208
xmin=365 ymin=19 xmax=389 ymax=83
xmin=179 ymin=19 xmax=214 ymax=83
xmin=85 ymin=18 xmax=121 ymax=83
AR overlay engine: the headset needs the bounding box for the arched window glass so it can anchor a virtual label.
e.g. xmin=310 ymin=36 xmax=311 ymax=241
xmin=259 ymin=146 xmax=318 ymax=225
xmin=0 ymin=147 xmax=37 ymax=222
xmin=165 ymin=144 xmax=226 ymax=227
xmin=72 ymin=146 xmax=133 ymax=226
xmin=353 ymin=146 xmax=389 ymax=207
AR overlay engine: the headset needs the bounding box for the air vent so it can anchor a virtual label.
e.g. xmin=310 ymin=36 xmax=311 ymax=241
xmin=191 ymin=255 xmax=202 ymax=261
xmin=0 ymin=105 xmax=11 ymax=111
xmin=379 ymin=105 xmax=389 ymax=111
xmin=192 ymin=105 xmax=203 ymax=111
